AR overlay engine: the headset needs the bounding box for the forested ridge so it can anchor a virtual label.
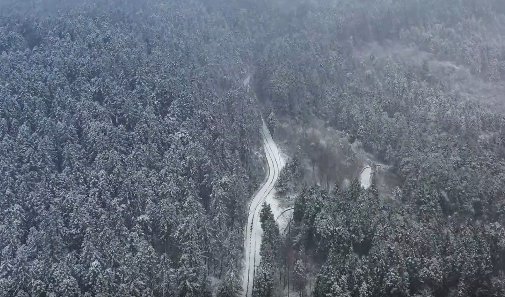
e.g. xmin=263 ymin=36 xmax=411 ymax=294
xmin=254 ymin=1 xmax=505 ymax=296
xmin=1 ymin=0 xmax=505 ymax=296
xmin=0 ymin=1 xmax=262 ymax=296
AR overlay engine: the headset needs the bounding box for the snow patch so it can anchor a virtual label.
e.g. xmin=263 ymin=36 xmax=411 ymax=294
xmin=360 ymin=166 xmax=372 ymax=189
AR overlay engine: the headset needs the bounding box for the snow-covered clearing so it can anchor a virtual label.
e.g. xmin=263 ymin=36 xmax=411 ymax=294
xmin=360 ymin=165 xmax=372 ymax=189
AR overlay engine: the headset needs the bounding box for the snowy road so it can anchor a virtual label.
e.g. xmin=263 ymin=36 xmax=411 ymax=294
xmin=242 ymin=121 xmax=284 ymax=297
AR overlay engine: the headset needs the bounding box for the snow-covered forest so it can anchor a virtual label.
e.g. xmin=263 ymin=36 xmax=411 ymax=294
xmin=1 ymin=0 xmax=505 ymax=296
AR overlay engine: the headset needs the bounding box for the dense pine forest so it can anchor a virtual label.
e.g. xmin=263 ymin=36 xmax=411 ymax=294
xmin=1 ymin=0 xmax=505 ymax=296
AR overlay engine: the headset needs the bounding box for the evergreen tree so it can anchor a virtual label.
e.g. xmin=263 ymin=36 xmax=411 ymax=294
xmin=293 ymin=259 xmax=308 ymax=297
xmin=216 ymin=271 xmax=242 ymax=297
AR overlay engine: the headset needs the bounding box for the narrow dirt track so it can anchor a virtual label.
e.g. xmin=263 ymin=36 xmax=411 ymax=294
xmin=242 ymin=121 xmax=283 ymax=297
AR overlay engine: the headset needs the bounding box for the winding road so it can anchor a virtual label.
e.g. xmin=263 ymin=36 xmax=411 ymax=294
xmin=242 ymin=121 xmax=284 ymax=297
xmin=240 ymin=119 xmax=373 ymax=296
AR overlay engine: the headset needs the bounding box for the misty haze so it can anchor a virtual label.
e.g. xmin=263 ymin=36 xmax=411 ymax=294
xmin=1 ymin=0 xmax=505 ymax=297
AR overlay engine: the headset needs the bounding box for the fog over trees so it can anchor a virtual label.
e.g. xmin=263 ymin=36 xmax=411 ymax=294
xmin=1 ymin=0 xmax=505 ymax=296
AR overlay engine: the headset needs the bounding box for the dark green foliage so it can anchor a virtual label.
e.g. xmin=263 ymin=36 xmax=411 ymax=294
xmin=1 ymin=0 xmax=505 ymax=296
xmin=293 ymin=258 xmax=308 ymax=296
xmin=253 ymin=203 xmax=281 ymax=297
xmin=276 ymin=154 xmax=302 ymax=194
xmin=252 ymin=1 xmax=505 ymax=295
xmin=0 ymin=1 xmax=261 ymax=296
xmin=292 ymin=183 xmax=505 ymax=296
xmin=252 ymin=261 xmax=274 ymax=297
xmin=259 ymin=203 xmax=281 ymax=265
xmin=216 ymin=271 xmax=242 ymax=297
xmin=267 ymin=112 xmax=277 ymax=136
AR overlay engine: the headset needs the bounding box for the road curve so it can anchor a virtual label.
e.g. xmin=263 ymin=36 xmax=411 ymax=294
xmin=242 ymin=121 xmax=283 ymax=297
